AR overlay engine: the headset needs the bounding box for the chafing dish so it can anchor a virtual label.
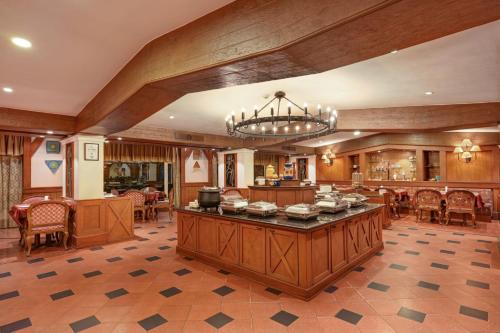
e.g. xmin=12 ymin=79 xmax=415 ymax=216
xmin=284 ymin=204 xmax=320 ymax=220
xmin=246 ymin=201 xmax=278 ymax=217
xmin=315 ymin=198 xmax=349 ymax=213
xmin=342 ymin=193 xmax=368 ymax=207
xmin=220 ymin=197 xmax=248 ymax=213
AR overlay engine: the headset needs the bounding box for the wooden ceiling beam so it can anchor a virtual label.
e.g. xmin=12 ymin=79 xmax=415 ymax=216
xmin=75 ymin=0 xmax=500 ymax=134
xmin=0 ymin=107 xmax=76 ymax=135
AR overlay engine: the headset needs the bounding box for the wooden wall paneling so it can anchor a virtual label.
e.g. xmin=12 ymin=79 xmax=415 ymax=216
xmin=22 ymin=187 xmax=63 ymax=201
xmin=197 ymin=217 xmax=217 ymax=256
xmin=331 ymin=221 xmax=348 ymax=272
xmin=416 ymin=149 xmax=424 ymax=181
xmin=239 ymin=223 xmax=266 ymax=274
xmin=105 ymin=197 xmax=134 ymax=243
xmin=446 ymin=150 xmax=494 ymax=182
xmin=178 ymin=213 xmax=197 ymax=251
xmin=266 ymin=228 xmax=299 ymax=285
xmin=310 ymin=227 xmax=330 ymax=284
xmin=217 ymin=220 xmax=239 ymax=264
xmin=72 ymin=199 xmax=107 ymax=248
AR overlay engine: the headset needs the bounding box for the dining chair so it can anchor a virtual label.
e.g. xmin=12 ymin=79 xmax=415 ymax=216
xmin=22 ymin=196 xmax=46 ymax=204
xmin=150 ymin=189 xmax=171 ymax=221
xmin=445 ymin=190 xmax=476 ymax=227
xmin=123 ymin=190 xmax=147 ymax=222
xmin=25 ymin=200 xmax=69 ymax=256
xmin=414 ymin=189 xmax=443 ymax=223
xmin=379 ymin=188 xmax=400 ymax=218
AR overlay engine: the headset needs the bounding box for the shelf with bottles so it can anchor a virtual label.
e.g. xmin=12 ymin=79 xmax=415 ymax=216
xmin=366 ymin=149 xmax=417 ymax=181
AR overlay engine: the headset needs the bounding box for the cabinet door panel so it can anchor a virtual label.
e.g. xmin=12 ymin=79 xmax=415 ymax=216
xmin=359 ymin=215 xmax=371 ymax=254
xmin=347 ymin=218 xmax=360 ymax=262
xmin=331 ymin=221 xmax=347 ymax=272
xmin=179 ymin=214 xmax=197 ymax=251
xmin=218 ymin=220 xmax=238 ymax=264
xmin=197 ymin=217 xmax=217 ymax=256
xmin=370 ymin=211 xmax=383 ymax=247
xmin=311 ymin=228 xmax=330 ymax=284
xmin=239 ymin=223 xmax=266 ymax=274
xmin=266 ymin=228 xmax=299 ymax=285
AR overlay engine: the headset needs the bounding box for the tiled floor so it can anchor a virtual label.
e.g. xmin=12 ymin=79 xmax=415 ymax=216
xmin=0 ymin=213 xmax=499 ymax=332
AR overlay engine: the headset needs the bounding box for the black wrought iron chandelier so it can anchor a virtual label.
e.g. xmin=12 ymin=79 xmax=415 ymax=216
xmin=225 ymin=91 xmax=337 ymax=138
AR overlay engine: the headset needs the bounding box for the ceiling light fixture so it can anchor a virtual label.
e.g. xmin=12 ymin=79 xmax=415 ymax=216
xmin=353 ymin=130 xmax=361 ymax=136
xmin=11 ymin=37 xmax=32 ymax=48
xmin=117 ymin=137 xmax=122 ymax=141
xmin=46 ymin=130 xmax=54 ymax=135
xmin=390 ymin=50 xmax=398 ymax=54
xmin=225 ymin=91 xmax=336 ymax=139
xmin=2 ymin=87 xmax=13 ymax=93
xmin=169 ymin=115 xmax=175 ymax=119
xmin=321 ymin=150 xmax=336 ymax=166
xmin=424 ymin=91 xmax=433 ymax=95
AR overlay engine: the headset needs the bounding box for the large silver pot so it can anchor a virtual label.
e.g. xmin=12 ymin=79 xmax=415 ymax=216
xmin=198 ymin=187 xmax=221 ymax=209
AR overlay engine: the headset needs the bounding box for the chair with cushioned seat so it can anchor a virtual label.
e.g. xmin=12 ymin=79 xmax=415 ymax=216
xmin=445 ymin=190 xmax=476 ymax=227
xmin=124 ymin=190 xmax=147 ymax=222
xmin=414 ymin=189 xmax=442 ymax=223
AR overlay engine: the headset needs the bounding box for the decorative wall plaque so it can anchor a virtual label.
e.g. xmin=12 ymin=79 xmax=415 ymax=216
xmin=84 ymin=143 xmax=99 ymax=161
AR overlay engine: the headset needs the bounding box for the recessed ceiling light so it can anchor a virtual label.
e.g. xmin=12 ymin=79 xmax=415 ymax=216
xmin=11 ymin=37 xmax=32 ymax=48
xmin=39 ymin=135 xmax=45 ymax=138
xmin=169 ymin=115 xmax=175 ymax=119
xmin=390 ymin=50 xmax=398 ymax=54
xmin=353 ymin=130 xmax=361 ymax=136
xmin=46 ymin=130 xmax=54 ymax=134
xmin=104 ymin=140 xmax=109 ymax=143
xmin=117 ymin=137 xmax=122 ymax=141
xmin=377 ymin=150 xmax=381 ymax=153
xmin=2 ymin=87 xmax=13 ymax=93
xmin=424 ymin=91 xmax=433 ymax=95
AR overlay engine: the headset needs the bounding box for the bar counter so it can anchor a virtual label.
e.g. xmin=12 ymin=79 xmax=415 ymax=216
xmin=248 ymin=185 xmax=318 ymax=206
xmin=176 ymin=203 xmax=386 ymax=300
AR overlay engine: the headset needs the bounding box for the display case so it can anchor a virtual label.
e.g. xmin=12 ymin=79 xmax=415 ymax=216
xmin=366 ymin=149 xmax=417 ymax=181
xmin=423 ymin=150 xmax=441 ymax=181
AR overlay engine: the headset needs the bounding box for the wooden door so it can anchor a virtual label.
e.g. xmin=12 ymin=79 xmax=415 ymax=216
xmin=370 ymin=210 xmax=383 ymax=248
xmin=197 ymin=217 xmax=217 ymax=256
xmin=179 ymin=214 xmax=197 ymax=251
xmin=217 ymin=220 xmax=238 ymax=264
xmin=239 ymin=223 xmax=266 ymax=274
xmin=359 ymin=214 xmax=371 ymax=255
xmin=266 ymin=228 xmax=299 ymax=285
xmin=331 ymin=221 xmax=348 ymax=272
xmin=346 ymin=218 xmax=360 ymax=262
xmin=311 ymin=228 xmax=330 ymax=284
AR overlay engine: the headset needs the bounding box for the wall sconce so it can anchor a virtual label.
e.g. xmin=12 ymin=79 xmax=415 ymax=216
xmin=454 ymin=139 xmax=480 ymax=163
xmin=321 ymin=150 xmax=336 ymax=166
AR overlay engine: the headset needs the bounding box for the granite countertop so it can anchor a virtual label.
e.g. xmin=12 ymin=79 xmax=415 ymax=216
xmin=177 ymin=203 xmax=384 ymax=230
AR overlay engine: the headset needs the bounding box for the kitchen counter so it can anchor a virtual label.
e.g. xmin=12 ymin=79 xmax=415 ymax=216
xmin=176 ymin=203 xmax=386 ymax=300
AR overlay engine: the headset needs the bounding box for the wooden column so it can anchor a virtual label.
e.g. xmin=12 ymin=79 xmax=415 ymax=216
xmin=415 ymin=149 xmax=424 ymax=181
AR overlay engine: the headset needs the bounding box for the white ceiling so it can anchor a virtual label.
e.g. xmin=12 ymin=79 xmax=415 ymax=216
xmin=139 ymin=20 xmax=500 ymax=139
xmin=0 ymin=0 xmax=234 ymax=115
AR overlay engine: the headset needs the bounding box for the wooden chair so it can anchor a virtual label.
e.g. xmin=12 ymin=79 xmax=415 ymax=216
xmin=123 ymin=190 xmax=146 ymax=222
xmin=222 ymin=188 xmax=242 ymax=197
xmin=379 ymin=188 xmax=400 ymax=218
xmin=22 ymin=196 xmax=46 ymax=204
xmin=25 ymin=200 xmax=69 ymax=256
xmin=151 ymin=190 xmax=172 ymax=221
xmin=445 ymin=190 xmax=476 ymax=227
xmin=414 ymin=189 xmax=442 ymax=223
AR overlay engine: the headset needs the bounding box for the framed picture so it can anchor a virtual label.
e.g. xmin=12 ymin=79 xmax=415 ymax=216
xmin=84 ymin=143 xmax=99 ymax=161
xmin=46 ymin=140 xmax=61 ymax=154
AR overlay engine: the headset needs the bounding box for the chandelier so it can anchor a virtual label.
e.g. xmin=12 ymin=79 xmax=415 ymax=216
xmin=225 ymin=91 xmax=337 ymax=138
xmin=453 ymin=138 xmax=480 ymax=163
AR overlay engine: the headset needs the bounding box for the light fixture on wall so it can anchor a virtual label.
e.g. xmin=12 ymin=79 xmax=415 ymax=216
xmin=225 ymin=91 xmax=337 ymax=139
xmin=321 ymin=150 xmax=336 ymax=166
xmin=453 ymin=138 xmax=480 ymax=163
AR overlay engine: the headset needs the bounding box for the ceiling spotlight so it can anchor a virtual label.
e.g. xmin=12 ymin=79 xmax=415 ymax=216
xmin=295 ymin=125 xmax=300 ymax=132
xmin=272 ymin=126 xmax=277 ymax=133
xmin=390 ymin=50 xmax=398 ymax=54
xmin=11 ymin=37 xmax=32 ymax=48
xmin=46 ymin=130 xmax=54 ymax=135
xmin=261 ymin=126 xmax=266 ymax=132
xmin=169 ymin=115 xmax=175 ymax=119
xmin=424 ymin=91 xmax=433 ymax=95
xmin=306 ymin=124 xmax=311 ymax=130
xmin=117 ymin=137 xmax=122 ymax=141
xmin=284 ymin=126 xmax=289 ymax=132
xmin=353 ymin=130 xmax=361 ymax=136
xmin=251 ymin=124 xmax=256 ymax=131
xmin=2 ymin=87 xmax=13 ymax=93
xmin=104 ymin=140 xmax=109 ymax=143
xmin=39 ymin=135 xmax=45 ymax=138
xmin=377 ymin=150 xmax=381 ymax=153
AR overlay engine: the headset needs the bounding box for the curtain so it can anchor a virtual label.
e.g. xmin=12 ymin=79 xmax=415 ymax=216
xmin=212 ymin=153 xmax=218 ymax=187
xmin=0 ymin=156 xmax=22 ymax=228
xmin=105 ymin=142 xmax=175 ymax=162
xmin=0 ymin=135 xmax=23 ymax=156
xmin=173 ymin=148 xmax=181 ymax=208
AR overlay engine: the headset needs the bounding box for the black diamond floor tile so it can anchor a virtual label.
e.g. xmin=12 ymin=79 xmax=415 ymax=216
xmin=398 ymin=233 xmax=409 ymax=237
xmin=134 ymin=226 xmax=142 ymax=229
xmin=67 ymin=257 xmax=84 ymax=263
xmin=174 ymin=268 xmax=191 ymax=276
xmin=105 ymin=288 xmax=129 ymax=299
xmin=148 ymin=231 xmax=158 ymax=235
xmin=475 ymin=249 xmax=491 ymax=254
xmin=218 ymin=269 xmax=230 ymax=275
xmin=157 ymin=226 xmax=166 ymax=229
xmin=213 ymin=285 xmax=235 ymax=296
xmin=27 ymin=257 xmax=44 ymax=264
xmin=353 ymin=266 xmax=365 ymax=272
xmin=270 ymin=310 xmax=299 ymax=327
xmin=158 ymin=245 xmax=171 ymax=250
xmin=389 ymin=263 xmax=407 ymax=271
xmin=0 ymin=318 xmax=32 ymax=333
xmin=159 ymin=287 xmax=182 ymax=298
xmin=367 ymin=281 xmax=390 ymax=292
xmin=37 ymin=271 xmax=57 ymax=279
xmin=89 ymin=246 xmax=104 ymax=251
xmin=471 ymin=261 xmax=490 ymax=268
xmin=398 ymin=307 xmax=426 ymax=323
xmin=405 ymin=250 xmax=420 ymax=256
xmin=266 ymin=287 xmax=282 ymax=295
xmin=70 ymin=315 xmax=101 ymax=332
xmin=425 ymin=233 xmax=436 ymax=236
xmin=459 ymin=305 xmax=488 ymax=321
xmin=431 ymin=262 xmax=449 ymax=270
xmin=138 ymin=314 xmax=167 ymax=331
xmin=0 ymin=290 xmax=19 ymax=301
xmin=375 ymin=252 xmax=384 ymax=256
xmin=83 ymin=270 xmax=102 ymax=278
xmin=416 ymin=240 xmax=429 ymax=244
xmin=0 ymin=272 xmax=11 ymax=278
xmin=440 ymin=249 xmax=455 ymax=255
xmin=129 ymin=269 xmax=147 ymax=277
xmin=205 ymin=312 xmax=234 ymax=329
xmin=477 ymin=239 xmax=492 ymax=244
xmin=124 ymin=246 xmax=138 ymax=251
xmin=50 ymin=289 xmax=74 ymax=301
xmin=335 ymin=308 xmax=363 ymax=325
xmin=417 ymin=281 xmax=440 ymax=291
xmin=183 ymin=256 xmax=194 ymax=261
xmin=453 ymin=232 xmax=465 ymax=236
xmin=137 ymin=237 xmax=150 ymax=242
xmin=466 ymin=279 xmax=490 ymax=290
xmin=146 ymin=256 xmax=161 ymax=262
xmin=167 ymin=237 xmax=177 ymax=241
xmin=408 ymin=227 xmax=418 ymax=230
xmin=386 ymin=241 xmax=398 ymax=245
xmin=324 ymin=285 xmax=338 ymax=294
xmin=447 ymin=240 xmax=460 ymax=244
xmin=106 ymin=256 xmax=122 ymax=263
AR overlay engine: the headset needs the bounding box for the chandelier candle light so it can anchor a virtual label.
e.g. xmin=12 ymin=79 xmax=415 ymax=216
xmin=225 ymin=91 xmax=337 ymax=138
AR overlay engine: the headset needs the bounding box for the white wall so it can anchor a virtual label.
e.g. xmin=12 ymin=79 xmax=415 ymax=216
xmin=184 ymin=149 xmax=209 ymax=183
xmin=289 ymin=155 xmax=317 ymax=184
xmin=217 ymin=149 xmax=254 ymax=188
xmin=31 ymin=139 xmax=63 ymax=187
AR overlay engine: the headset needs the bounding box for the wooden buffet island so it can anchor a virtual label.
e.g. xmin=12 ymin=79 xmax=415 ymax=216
xmin=248 ymin=185 xmax=318 ymax=207
xmin=176 ymin=203 xmax=385 ymax=300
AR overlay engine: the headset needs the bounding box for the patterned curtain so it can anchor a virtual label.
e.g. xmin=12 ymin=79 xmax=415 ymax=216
xmin=173 ymin=148 xmax=181 ymax=208
xmin=0 ymin=156 xmax=22 ymax=228
xmin=105 ymin=142 xmax=174 ymax=162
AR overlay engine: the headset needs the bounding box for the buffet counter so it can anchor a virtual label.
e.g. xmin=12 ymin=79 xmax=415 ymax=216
xmin=176 ymin=203 xmax=385 ymax=300
xmin=248 ymin=185 xmax=318 ymax=207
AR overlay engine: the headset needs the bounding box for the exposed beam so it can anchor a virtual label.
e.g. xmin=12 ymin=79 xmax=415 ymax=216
xmin=0 ymin=107 xmax=76 ymax=135
xmin=75 ymin=0 xmax=500 ymax=134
